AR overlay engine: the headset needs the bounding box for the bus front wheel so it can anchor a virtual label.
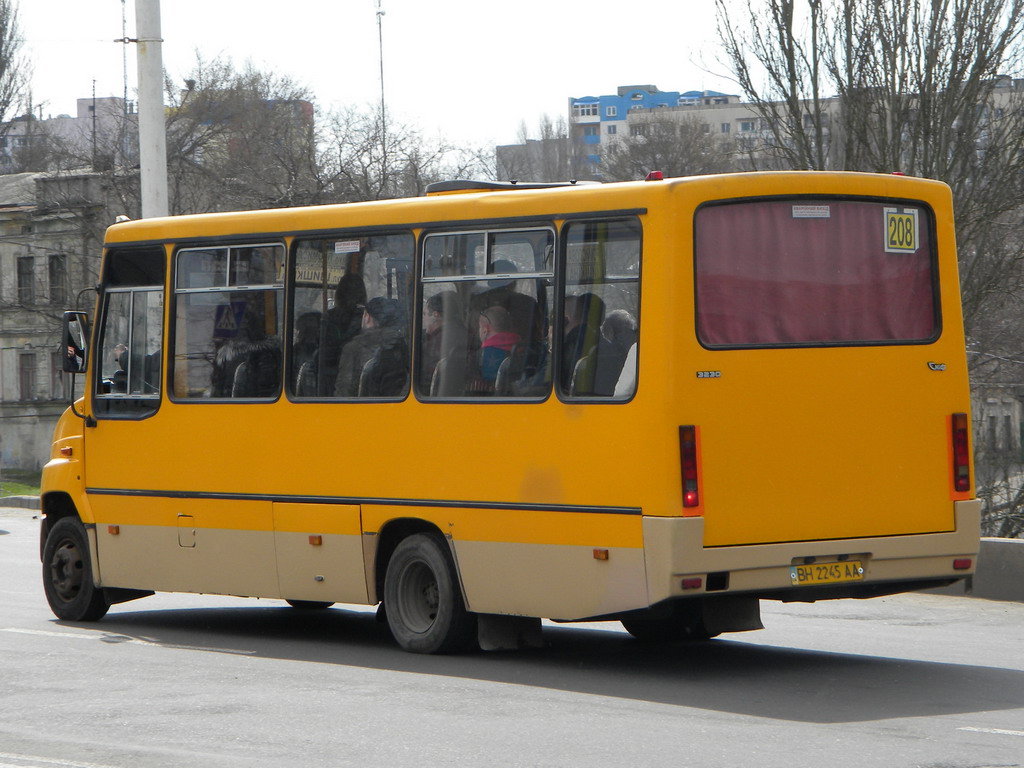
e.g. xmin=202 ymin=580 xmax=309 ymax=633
xmin=383 ymin=532 xmax=476 ymax=654
xmin=42 ymin=517 xmax=110 ymax=622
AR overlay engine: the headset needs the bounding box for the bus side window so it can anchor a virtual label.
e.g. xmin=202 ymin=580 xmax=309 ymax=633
xmin=93 ymin=247 xmax=166 ymax=418
xmin=289 ymin=233 xmax=414 ymax=400
xmin=172 ymin=244 xmax=284 ymax=400
xmin=418 ymin=228 xmax=554 ymax=400
xmin=559 ymin=219 xmax=641 ymax=400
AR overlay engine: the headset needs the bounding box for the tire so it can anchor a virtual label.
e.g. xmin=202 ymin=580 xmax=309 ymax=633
xmin=621 ymin=600 xmax=719 ymax=642
xmin=285 ymin=600 xmax=334 ymax=610
xmin=383 ymin=532 xmax=476 ymax=654
xmin=42 ymin=517 xmax=109 ymax=622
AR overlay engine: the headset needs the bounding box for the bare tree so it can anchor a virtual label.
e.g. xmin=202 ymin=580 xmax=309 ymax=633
xmin=324 ymin=104 xmax=485 ymax=201
xmin=161 ymin=55 xmax=329 ymax=213
xmin=602 ymin=114 xmax=735 ymax=180
xmin=0 ymin=0 xmax=26 ymax=126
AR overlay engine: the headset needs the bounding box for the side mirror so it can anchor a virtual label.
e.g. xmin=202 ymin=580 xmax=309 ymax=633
xmin=62 ymin=311 xmax=90 ymax=373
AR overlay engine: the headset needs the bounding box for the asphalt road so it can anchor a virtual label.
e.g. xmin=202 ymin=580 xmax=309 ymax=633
xmin=2 ymin=507 xmax=1023 ymax=768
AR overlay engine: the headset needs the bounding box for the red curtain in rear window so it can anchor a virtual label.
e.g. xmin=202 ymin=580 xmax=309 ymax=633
xmin=695 ymin=199 xmax=937 ymax=347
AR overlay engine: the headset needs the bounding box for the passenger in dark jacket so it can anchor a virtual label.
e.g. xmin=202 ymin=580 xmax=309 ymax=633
xmin=334 ymin=297 xmax=407 ymax=397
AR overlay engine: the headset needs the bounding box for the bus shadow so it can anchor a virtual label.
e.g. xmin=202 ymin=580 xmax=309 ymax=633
xmin=58 ymin=603 xmax=1024 ymax=725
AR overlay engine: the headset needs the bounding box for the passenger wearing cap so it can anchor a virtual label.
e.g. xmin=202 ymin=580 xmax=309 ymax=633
xmin=333 ymin=296 xmax=408 ymax=397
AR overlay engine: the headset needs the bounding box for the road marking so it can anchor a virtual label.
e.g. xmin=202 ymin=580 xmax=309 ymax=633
xmin=0 ymin=752 xmax=119 ymax=768
xmin=1 ymin=627 xmax=255 ymax=656
xmin=958 ymin=726 xmax=1024 ymax=737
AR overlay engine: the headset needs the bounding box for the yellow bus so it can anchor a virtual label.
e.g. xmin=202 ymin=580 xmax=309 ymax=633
xmin=41 ymin=171 xmax=980 ymax=653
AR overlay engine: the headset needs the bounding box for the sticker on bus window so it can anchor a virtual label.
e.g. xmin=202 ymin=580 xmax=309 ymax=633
xmin=884 ymin=208 xmax=919 ymax=253
xmin=791 ymin=205 xmax=831 ymax=218
xmin=334 ymin=240 xmax=361 ymax=254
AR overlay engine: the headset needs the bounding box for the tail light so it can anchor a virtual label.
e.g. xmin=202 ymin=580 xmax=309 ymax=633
xmin=952 ymin=413 xmax=971 ymax=493
xmin=680 ymin=425 xmax=700 ymax=508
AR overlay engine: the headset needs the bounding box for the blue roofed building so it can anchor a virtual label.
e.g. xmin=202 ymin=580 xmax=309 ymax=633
xmin=569 ymin=85 xmax=740 ymax=177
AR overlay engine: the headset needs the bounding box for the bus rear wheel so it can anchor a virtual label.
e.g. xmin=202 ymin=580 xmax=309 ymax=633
xmin=383 ymin=532 xmax=476 ymax=654
xmin=42 ymin=517 xmax=110 ymax=622
xmin=621 ymin=600 xmax=719 ymax=642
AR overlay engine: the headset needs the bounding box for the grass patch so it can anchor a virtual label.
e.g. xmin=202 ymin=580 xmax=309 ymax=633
xmin=0 ymin=469 xmax=42 ymax=497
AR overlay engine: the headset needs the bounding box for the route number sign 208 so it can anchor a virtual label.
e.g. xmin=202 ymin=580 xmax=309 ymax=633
xmin=884 ymin=208 xmax=919 ymax=253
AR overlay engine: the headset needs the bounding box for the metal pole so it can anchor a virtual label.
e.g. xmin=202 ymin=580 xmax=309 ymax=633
xmin=135 ymin=0 xmax=169 ymax=218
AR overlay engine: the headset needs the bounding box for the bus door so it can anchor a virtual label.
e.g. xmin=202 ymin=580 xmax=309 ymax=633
xmin=86 ymin=245 xmax=282 ymax=597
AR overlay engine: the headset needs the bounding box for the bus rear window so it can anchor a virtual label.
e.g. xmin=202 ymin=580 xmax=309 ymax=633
xmin=694 ymin=198 xmax=938 ymax=347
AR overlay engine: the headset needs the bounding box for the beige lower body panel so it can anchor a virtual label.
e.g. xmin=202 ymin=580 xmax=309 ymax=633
xmin=275 ymin=531 xmax=368 ymax=604
xmin=97 ymin=524 xmax=281 ymax=597
xmin=97 ymin=525 xmax=369 ymax=603
xmin=452 ymin=540 xmax=647 ymax=620
xmin=644 ymin=500 xmax=982 ymax=604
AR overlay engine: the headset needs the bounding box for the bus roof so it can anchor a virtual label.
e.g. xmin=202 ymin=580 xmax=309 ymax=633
xmin=101 ymin=171 xmax=950 ymax=247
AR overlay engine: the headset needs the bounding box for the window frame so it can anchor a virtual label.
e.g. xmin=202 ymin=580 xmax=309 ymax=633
xmin=92 ymin=246 xmax=167 ymax=420
xmin=169 ymin=241 xmax=286 ymax=404
xmin=16 ymin=256 xmax=34 ymax=305
xmin=556 ymin=216 xmax=643 ymax=404
xmin=286 ymin=229 xmax=415 ymax=402
xmin=692 ymin=194 xmax=942 ymax=351
xmin=417 ymin=224 xmax=556 ymax=403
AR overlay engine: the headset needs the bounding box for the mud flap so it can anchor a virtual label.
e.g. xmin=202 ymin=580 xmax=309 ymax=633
xmin=477 ymin=614 xmax=544 ymax=651
xmin=703 ymin=595 xmax=764 ymax=635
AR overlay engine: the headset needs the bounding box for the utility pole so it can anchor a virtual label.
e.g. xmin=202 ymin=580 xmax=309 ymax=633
xmin=135 ymin=0 xmax=169 ymax=218
xmin=376 ymin=0 xmax=387 ymax=196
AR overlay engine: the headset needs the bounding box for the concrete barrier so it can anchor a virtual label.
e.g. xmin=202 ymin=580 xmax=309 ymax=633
xmin=3 ymin=496 xmax=1021 ymax=602
xmin=928 ymin=537 xmax=1024 ymax=603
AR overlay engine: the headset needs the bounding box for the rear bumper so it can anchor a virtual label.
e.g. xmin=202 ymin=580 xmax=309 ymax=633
xmin=643 ymin=499 xmax=981 ymax=604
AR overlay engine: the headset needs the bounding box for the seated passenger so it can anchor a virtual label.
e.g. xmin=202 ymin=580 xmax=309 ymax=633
xmin=470 ymin=260 xmax=544 ymax=350
xmin=293 ymin=311 xmax=322 ymax=396
xmin=477 ymin=305 xmax=520 ymax=384
xmin=334 ymin=297 xmax=407 ymax=397
xmin=592 ymin=309 xmax=638 ymax=396
xmin=561 ymin=293 xmax=606 ymax=386
xmin=421 ymin=291 xmax=467 ymax=391
xmin=319 ymin=274 xmax=367 ymax=394
xmin=211 ymin=306 xmax=281 ymax=398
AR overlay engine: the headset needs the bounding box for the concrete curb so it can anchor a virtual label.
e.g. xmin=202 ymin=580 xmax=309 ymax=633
xmin=3 ymin=496 xmax=1021 ymax=602
xmin=0 ymin=495 xmax=40 ymax=511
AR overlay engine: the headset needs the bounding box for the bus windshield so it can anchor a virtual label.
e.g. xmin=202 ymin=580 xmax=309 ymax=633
xmin=694 ymin=198 xmax=938 ymax=347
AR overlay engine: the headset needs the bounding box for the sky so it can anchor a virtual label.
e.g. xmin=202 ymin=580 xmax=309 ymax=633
xmin=19 ymin=1 xmax=736 ymax=149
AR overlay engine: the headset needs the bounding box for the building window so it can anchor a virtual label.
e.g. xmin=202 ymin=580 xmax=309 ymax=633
xmin=583 ymin=125 xmax=599 ymax=137
xmin=572 ymin=103 xmax=599 ymax=118
xmin=607 ymin=124 xmax=617 ymax=135
xmin=50 ymin=351 xmax=65 ymax=400
xmin=49 ymin=254 xmax=67 ymax=305
xmin=19 ymin=352 xmax=37 ymax=400
xmin=606 ymin=106 xmax=617 ymax=117
xmin=740 ymin=121 xmax=755 ymax=132
xmin=721 ymin=123 xmax=731 ymax=134
xmin=16 ymin=256 xmax=34 ymax=304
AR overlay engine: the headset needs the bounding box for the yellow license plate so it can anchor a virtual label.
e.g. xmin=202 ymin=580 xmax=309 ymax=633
xmin=790 ymin=560 xmax=864 ymax=586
